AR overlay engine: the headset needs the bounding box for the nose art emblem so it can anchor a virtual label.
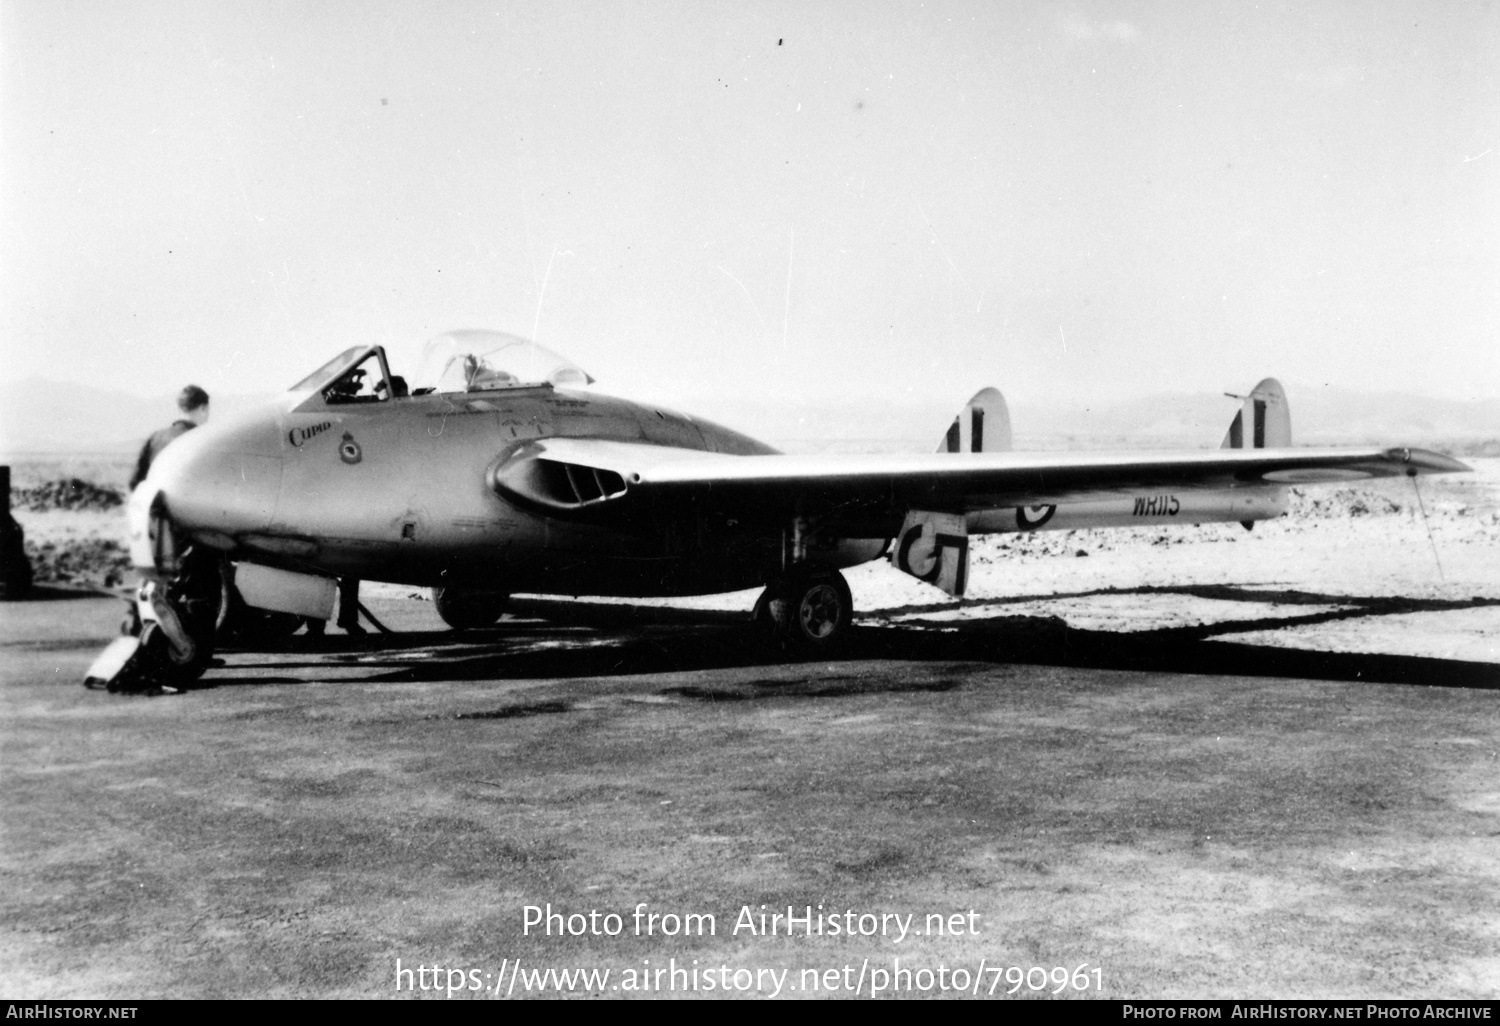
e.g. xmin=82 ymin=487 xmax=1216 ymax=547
xmin=339 ymin=432 xmax=363 ymax=465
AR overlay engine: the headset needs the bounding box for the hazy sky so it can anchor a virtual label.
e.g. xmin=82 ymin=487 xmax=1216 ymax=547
xmin=3 ymin=1 xmax=1496 ymax=412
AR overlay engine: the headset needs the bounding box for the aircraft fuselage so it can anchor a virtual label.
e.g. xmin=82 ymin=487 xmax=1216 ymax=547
xmin=148 ymin=383 xmax=887 ymax=597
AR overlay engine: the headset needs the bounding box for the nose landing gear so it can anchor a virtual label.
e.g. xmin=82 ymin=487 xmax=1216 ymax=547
xmin=85 ymin=548 xmax=222 ymax=693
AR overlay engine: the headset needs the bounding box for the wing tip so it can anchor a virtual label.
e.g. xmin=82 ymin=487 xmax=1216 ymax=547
xmin=1383 ymin=447 xmax=1473 ymax=474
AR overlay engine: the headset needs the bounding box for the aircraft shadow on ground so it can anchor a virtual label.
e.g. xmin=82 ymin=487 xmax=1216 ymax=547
xmin=211 ymin=587 xmax=1500 ymax=692
xmin=870 ymin=584 xmax=1500 ymax=690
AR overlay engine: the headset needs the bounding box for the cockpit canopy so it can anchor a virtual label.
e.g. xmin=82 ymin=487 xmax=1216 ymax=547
xmin=410 ymin=330 xmax=594 ymax=394
xmin=287 ymin=330 xmax=594 ymax=406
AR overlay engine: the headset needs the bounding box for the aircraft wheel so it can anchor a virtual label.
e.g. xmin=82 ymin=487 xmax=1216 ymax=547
xmin=143 ymin=619 xmax=213 ymax=686
xmin=134 ymin=547 xmax=221 ymax=682
xmin=755 ymin=570 xmax=853 ymax=651
xmin=434 ymin=587 xmax=509 ymax=630
xmin=106 ymin=615 xmax=211 ymax=692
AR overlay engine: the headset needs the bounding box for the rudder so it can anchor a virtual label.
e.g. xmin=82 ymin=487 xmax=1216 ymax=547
xmin=1221 ymin=378 xmax=1290 ymax=449
xmin=938 ymin=387 xmax=1012 ymax=453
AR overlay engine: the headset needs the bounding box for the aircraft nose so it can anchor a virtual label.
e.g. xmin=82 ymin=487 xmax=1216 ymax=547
xmin=144 ymin=409 xmax=285 ymax=543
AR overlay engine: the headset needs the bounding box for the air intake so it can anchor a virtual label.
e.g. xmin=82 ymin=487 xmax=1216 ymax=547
xmin=491 ymin=454 xmax=628 ymax=513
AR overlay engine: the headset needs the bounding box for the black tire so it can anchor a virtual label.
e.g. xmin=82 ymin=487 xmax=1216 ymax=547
xmin=136 ymin=546 xmax=222 ymax=683
xmin=434 ymin=587 xmax=509 ymax=630
xmin=755 ymin=570 xmax=853 ymax=652
xmin=133 ymin=621 xmax=212 ymax=688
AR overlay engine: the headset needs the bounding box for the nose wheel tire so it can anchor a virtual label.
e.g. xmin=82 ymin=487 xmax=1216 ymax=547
xmin=754 ymin=570 xmax=853 ymax=652
xmin=136 ymin=546 xmax=222 ymax=685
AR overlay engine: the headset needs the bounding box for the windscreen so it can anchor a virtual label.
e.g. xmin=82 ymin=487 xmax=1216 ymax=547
xmin=288 ymin=347 xmax=366 ymax=392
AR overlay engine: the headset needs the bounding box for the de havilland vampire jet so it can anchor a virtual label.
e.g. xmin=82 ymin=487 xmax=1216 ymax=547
xmin=94 ymin=329 xmax=1469 ymax=687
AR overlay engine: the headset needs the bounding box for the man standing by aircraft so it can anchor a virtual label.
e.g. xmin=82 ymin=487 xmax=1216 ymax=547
xmin=113 ymin=384 xmax=215 ymax=692
xmin=129 ymin=385 xmax=210 ymax=490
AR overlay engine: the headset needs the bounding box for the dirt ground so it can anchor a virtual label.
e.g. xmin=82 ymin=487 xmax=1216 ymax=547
xmin=1 ymin=589 xmax=1497 ymax=1000
xmin=1 ymin=455 xmax=1497 ymax=999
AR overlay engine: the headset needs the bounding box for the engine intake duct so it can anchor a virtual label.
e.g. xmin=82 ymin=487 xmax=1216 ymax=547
xmin=492 ymin=452 xmax=629 ymax=512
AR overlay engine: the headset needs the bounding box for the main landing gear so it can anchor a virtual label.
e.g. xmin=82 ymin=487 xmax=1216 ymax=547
xmin=433 ymin=587 xmax=510 ymax=630
xmin=753 ymin=568 xmax=853 ymax=652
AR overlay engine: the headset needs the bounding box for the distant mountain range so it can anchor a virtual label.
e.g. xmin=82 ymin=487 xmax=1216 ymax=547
xmin=706 ymin=387 xmax=1500 ymax=455
xmin=2 ymin=377 xmax=1494 ymax=458
xmin=1022 ymin=387 xmax=1500 ymax=453
xmin=0 ymin=379 xmax=276 ymax=456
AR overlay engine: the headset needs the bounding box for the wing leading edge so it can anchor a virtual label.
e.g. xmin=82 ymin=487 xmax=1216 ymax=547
xmin=493 ymin=438 xmax=1469 ymax=534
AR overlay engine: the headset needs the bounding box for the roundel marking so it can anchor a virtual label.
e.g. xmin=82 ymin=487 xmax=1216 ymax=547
xmin=1015 ymin=504 xmax=1056 ymax=531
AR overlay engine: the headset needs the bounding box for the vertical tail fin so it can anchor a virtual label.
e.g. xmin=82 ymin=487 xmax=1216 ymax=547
xmin=1221 ymin=378 xmax=1291 ymax=449
xmin=938 ymin=387 xmax=1012 ymax=453
xmin=905 ymin=388 xmax=1009 ymax=597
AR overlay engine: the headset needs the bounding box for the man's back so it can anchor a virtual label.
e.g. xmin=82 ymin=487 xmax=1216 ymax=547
xmin=130 ymin=421 xmax=196 ymax=489
xmin=130 ymin=385 xmax=211 ymax=490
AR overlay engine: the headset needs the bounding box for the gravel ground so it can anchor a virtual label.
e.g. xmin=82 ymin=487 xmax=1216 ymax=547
xmin=1 ymin=595 xmax=1497 ymax=999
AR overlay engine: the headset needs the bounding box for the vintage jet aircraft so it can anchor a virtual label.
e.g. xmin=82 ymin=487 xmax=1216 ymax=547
xmin=93 ymin=329 xmax=1469 ymax=687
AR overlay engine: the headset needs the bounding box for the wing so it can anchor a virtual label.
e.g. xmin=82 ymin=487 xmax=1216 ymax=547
xmin=492 ymin=437 xmax=1470 ymax=535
